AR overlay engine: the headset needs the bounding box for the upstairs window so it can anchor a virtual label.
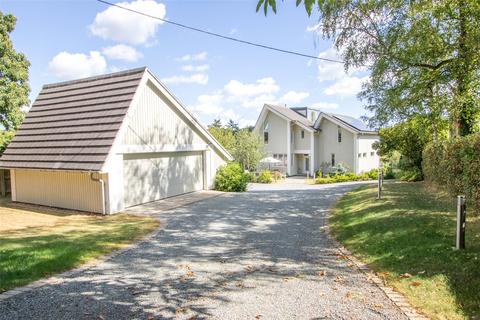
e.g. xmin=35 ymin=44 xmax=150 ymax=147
xmin=263 ymin=120 xmax=269 ymax=144
xmin=301 ymin=130 xmax=305 ymax=139
xmin=337 ymin=126 xmax=342 ymax=143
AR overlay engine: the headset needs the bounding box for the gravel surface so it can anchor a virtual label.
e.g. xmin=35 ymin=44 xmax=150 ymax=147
xmin=0 ymin=182 xmax=407 ymax=320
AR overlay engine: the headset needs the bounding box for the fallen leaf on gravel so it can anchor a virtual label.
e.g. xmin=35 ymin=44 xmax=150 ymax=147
xmin=235 ymin=281 xmax=244 ymax=288
xmin=346 ymin=262 xmax=354 ymax=268
xmin=410 ymin=281 xmax=422 ymax=287
xmin=317 ymin=270 xmax=327 ymax=277
xmin=335 ymin=253 xmax=348 ymax=260
xmin=176 ymin=307 xmax=188 ymax=314
xmin=255 ymin=315 xmax=262 ymax=319
xmin=334 ymin=276 xmax=345 ymax=283
xmin=185 ymin=271 xmax=195 ymax=278
xmin=377 ymin=272 xmax=390 ymax=279
xmin=374 ymin=303 xmax=384 ymax=309
xmin=283 ymin=277 xmax=290 ymax=282
xmin=345 ymin=291 xmax=353 ymax=299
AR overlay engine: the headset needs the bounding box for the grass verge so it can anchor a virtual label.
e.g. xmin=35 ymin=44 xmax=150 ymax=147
xmin=330 ymin=182 xmax=480 ymax=320
xmin=0 ymin=198 xmax=159 ymax=293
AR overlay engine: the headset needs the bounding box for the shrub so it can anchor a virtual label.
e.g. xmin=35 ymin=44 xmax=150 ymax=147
xmin=214 ymin=162 xmax=249 ymax=192
xmin=423 ymin=135 xmax=480 ymax=212
xmin=315 ymin=171 xmax=374 ymax=184
xmin=257 ymin=170 xmax=273 ymax=184
xmin=272 ymin=171 xmax=283 ymax=182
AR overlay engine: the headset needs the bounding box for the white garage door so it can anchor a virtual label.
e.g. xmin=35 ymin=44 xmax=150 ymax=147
xmin=123 ymin=151 xmax=204 ymax=207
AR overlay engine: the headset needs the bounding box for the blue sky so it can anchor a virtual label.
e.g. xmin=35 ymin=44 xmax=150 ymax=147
xmin=3 ymin=0 xmax=370 ymax=127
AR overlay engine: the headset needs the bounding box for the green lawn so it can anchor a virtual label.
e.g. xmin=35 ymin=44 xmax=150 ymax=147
xmin=330 ymin=182 xmax=480 ymax=320
xmin=0 ymin=198 xmax=159 ymax=293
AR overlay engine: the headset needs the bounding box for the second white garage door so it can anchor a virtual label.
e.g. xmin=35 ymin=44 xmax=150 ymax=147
xmin=123 ymin=151 xmax=204 ymax=207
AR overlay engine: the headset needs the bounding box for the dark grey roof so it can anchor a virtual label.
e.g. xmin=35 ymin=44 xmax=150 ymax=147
xmin=326 ymin=113 xmax=375 ymax=132
xmin=0 ymin=67 xmax=146 ymax=171
xmin=265 ymin=104 xmax=314 ymax=129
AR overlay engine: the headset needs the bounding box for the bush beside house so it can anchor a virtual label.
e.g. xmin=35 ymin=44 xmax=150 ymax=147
xmin=214 ymin=162 xmax=249 ymax=192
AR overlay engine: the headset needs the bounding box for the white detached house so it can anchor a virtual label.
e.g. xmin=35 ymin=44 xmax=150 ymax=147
xmin=254 ymin=104 xmax=380 ymax=176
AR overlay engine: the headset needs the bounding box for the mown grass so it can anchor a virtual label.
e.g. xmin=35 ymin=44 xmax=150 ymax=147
xmin=330 ymin=182 xmax=480 ymax=320
xmin=0 ymin=198 xmax=159 ymax=293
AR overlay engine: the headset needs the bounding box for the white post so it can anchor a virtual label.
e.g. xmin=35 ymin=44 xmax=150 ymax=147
xmin=287 ymin=121 xmax=291 ymax=176
xmin=310 ymin=131 xmax=315 ymax=176
xmin=353 ymin=133 xmax=358 ymax=174
xmin=456 ymin=195 xmax=466 ymax=250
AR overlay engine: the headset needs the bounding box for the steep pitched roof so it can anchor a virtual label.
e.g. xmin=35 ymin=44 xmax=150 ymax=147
xmin=0 ymin=67 xmax=231 ymax=171
xmin=264 ymin=104 xmax=314 ymax=129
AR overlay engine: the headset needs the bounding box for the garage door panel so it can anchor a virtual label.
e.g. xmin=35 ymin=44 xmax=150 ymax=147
xmin=123 ymin=151 xmax=203 ymax=207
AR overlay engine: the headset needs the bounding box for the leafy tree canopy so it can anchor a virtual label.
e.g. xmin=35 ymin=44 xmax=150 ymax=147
xmin=258 ymin=0 xmax=480 ymax=137
xmin=208 ymin=120 xmax=265 ymax=171
xmin=0 ymin=12 xmax=30 ymax=132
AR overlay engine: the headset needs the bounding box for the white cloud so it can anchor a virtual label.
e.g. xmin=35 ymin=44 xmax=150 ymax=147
xmin=181 ymin=64 xmax=210 ymax=72
xmin=317 ymin=47 xmax=346 ymax=82
xmin=323 ymin=76 xmax=368 ymax=97
xmin=280 ymin=91 xmax=310 ymax=105
xmin=306 ymin=22 xmax=321 ymax=32
xmin=310 ymin=102 xmax=339 ymax=110
xmin=177 ymin=52 xmax=207 ymax=62
xmin=224 ymin=78 xmax=280 ymax=109
xmin=102 ymin=44 xmax=143 ymax=62
xmin=90 ymin=0 xmax=166 ymax=45
xmin=190 ymin=93 xmax=223 ymax=115
xmin=161 ymin=73 xmax=208 ymax=85
xmin=48 ymin=51 xmax=107 ymax=80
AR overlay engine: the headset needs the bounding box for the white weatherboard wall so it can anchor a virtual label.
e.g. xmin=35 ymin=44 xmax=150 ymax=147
xmin=262 ymin=111 xmax=288 ymax=155
xmin=11 ymin=169 xmax=104 ymax=213
xmin=123 ymin=152 xmax=203 ymax=207
xmin=317 ymin=118 xmax=355 ymax=171
xmin=292 ymin=124 xmax=311 ymax=151
xmin=357 ymin=135 xmax=380 ymax=172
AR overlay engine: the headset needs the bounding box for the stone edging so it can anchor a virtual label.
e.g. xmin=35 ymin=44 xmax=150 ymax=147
xmin=325 ymin=224 xmax=429 ymax=320
xmin=0 ymin=192 xmax=226 ymax=302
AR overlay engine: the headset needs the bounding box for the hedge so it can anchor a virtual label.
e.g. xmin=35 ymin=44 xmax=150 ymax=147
xmin=423 ymin=134 xmax=480 ymax=212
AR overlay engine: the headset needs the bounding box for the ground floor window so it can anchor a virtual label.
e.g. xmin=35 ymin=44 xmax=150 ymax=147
xmin=331 ymin=153 xmax=335 ymax=166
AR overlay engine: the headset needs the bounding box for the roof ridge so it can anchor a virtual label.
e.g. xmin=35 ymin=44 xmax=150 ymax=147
xmin=43 ymin=67 xmax=147 ymax=89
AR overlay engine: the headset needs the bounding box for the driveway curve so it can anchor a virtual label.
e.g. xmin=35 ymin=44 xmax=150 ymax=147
xmin=0 ymin=182 xmax=407 ymax=320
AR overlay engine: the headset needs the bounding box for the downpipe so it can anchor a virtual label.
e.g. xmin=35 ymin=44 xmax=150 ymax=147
xmin=90 ymin=172 xmax=106 ymax=215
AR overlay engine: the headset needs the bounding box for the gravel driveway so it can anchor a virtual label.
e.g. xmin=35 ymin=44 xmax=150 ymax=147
xmin=0 ymin=182 xmax=407 ymax=320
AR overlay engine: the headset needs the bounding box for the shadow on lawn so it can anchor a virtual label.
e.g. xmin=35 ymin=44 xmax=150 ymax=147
xmin=330 ymin=182 xmax=480 ymax=318
xmin=0 ymin=183 xmax=397 ymax=320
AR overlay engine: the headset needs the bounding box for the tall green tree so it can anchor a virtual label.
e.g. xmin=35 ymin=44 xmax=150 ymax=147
xmin=226 ymin=119 xmax=240 ymax=134
xmin=208 ymin=118 xmax=222 ymax=129
xmin=0 ymin=12 xmax=30 ymax=132
xmin=258 ymin=0 xmax=480 ymax=137
xmin=232 ymin=129 xmax=265 ymax=171
xmin=208 ymin=126 xmax=236 ymax=153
